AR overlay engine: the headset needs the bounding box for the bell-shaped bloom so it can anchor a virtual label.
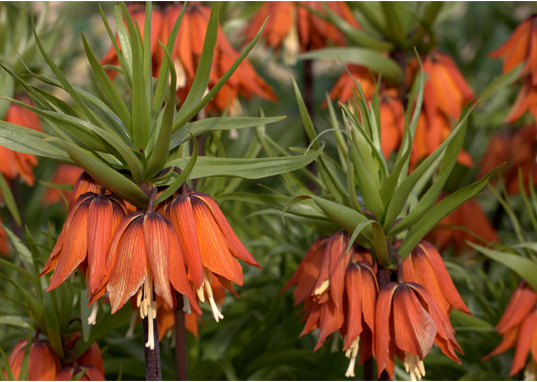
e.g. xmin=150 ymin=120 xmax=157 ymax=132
xmin=44 ymin=164 xmax=85 ymax=206
xmin=483 ymin=280 xmax=537 ymax=378
xmin=40 ymin=188 xmax=126 ymax=294
xmin=55 ymin=365 xmax=105 ymax=381
xmin=101 ymin=2 xmax=275 ymax=115
xmin=328 ymin=64 xmax=404 ymax=160
xmin=64 ymin=334 xmax=105 ymax=377
xmin=375 ymin=282 xmax=463 ymax=380
xmin=243 ymin=1 xmax=359 ymax=65
xmin=7 ymin=339 xmax=61 ymax=381
xmin=490 ymin=16 xmax=537 ymax=84
xmin=407 ymin=51 xmax=475 ymax=168
xmin=427 ymin=196 xmax=498 ymax=251
xmin=403 ymin=241 xmax=471 ymax=315
xmin=478 ymin=125 xmax=537 ymax=195
xmin=164 ymin=187 xmax=260 ymax=322
xmin=283 ymin=232 xmax=377 ymax=377
xmin=489 ymin=16 xmax=537 ymax=124
xmin=1 ymin=95 xmax=42 ymax=186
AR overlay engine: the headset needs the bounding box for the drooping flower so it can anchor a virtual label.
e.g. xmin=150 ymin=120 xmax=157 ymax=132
xmin=165 ymin=185 xmax=260 ymax=322
xmin=55 ymin=365 xmax=105 ymax=381
xmin=64 ymin=334 xmax=105 ymax=377
xmin=6 ymin=339 xmax=61 ymax=381
xmin=483 ymin=280 xmax=537 ymax=379
xmin=427 ymin=197 xmax=499 ymax=251
xmin=407 ymin=51 xmax=475 ymax=168
xmin=375 ymin=279 xmax=463 ymax=380
xmin=489 ymin=16 xmax=537 ymax=124
xmin=478 ymin=125 xmax=537 ymax=195
xmin=403 ymin=240 xmax=471 ymax=315
xmin=1 ymin=95 xmax=42 ymax=186
xmin=282 ymin=232 xmax=378 ymax=377
xmin=44 ymin=164 xmax=85 ymax=206
xmin=89 ymin=189 xmax=201 ymax=350
xmin=328 ymin=64 xmax=404 ymax=160
xmin=101 ymin=2 xmax=276 ymax=115
xmin=40 ymin=187 xmax=126 ymax=295
xmin=243 ymin=1 xmax=360 ymax=65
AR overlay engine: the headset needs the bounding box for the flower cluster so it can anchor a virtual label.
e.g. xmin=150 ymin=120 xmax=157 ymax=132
xmin=101 ymin=2 xmax=275 ymax=115
xmin=490 ymin=15 xmax=537 ymax=125
xmin=40 ymin=172 xmax=260 ymax=349
xmin=243 ymin=1 xmax=359 ymax=65
xmin=6 ymin=334 xmax=105 ymax=381
xmin=484 ymin=280 xmax=537 ymax=380
xmin=283 ymin=233 xmax=469 ymax=379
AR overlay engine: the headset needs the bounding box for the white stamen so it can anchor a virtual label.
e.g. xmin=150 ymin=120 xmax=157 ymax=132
xmin=182 ymin=295 xmax=192 ymax=314
xmin=136 ymin=288 xmax=143 ymax=307
xmin=173 ymin=57 xmax=187 ymax=90
xmin=314 ymin=279 xmax=330 ymax=295
xmin=87 ymin=303 xmax=98 ymax=325
xmin=525 ymin=358 xmax=537 ymax=381
xmin=282 ymin=10 xmax=299 ymax=66
xmin=197 ymin=286 xmax=205 ymax=303
xmin=70 ymin=271 xmax=76 ymax=283
xmin=404 ymin=353 xmax=425 ymax=381
xmin=228 ymin=98 xmax=243 ymax=117
xmin=228 ymin=129 xmax=239 ymax=140
xmin=125 ymin=312 xmax=137 ymax=339
xmin=344 ymin=338 xmax=360 ymax=378
xmin=209 ymin=295 xmax=224 ymax=322
xmin=145 ymin=301 xmax=155 ymax=350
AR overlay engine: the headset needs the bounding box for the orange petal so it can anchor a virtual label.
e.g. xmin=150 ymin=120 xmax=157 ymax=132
xmin=344 ymin=263 xmax=363 ymax=350
xmin=168 ymin=195 xmax=204 ymax=289
xmin=191 ymin=198 xmax=244 ymax=286
xmin=483 ymin=326 xmax=518 ymax=360
xmin=107 ymin=218 xmax=148 ymax=313
xmin=167 ymin=218 xmax=202 ymax=315
xmin=360 ymin=261 xmax=378 ymax=337
xmin=143 ymin=213 xmax=174 ymax=309
xmin=328 ymin=231 xmax=353 ymax=310
xmin=47 ymin=200 xmax=91 ymax=291
xmin=87 ymin=196 xmax=114 ymax=293
xmin=497 ymin=280 xmax=537 ymax=333
xmin=314 ymin=298 xmax=344 ymax=352
xmin=393 ymin=284 xmax=437 ymax=359
xmin=375 ymin=282 xmax=398 ymax=378
xmin=194 ymin=193 xmax=261 ymax=268
xmin=511 ymin=309 xmax=537 ymax=375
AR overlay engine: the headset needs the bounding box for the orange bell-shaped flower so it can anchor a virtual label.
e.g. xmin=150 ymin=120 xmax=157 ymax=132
xmin=403 ymin=240 xmax=471 ymax=315
xmin=7 ymin=339 xmax=61 ymax=381
xmin=483 ymin=280 xmax=537 ymax=378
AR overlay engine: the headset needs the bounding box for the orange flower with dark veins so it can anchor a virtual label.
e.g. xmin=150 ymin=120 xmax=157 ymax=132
xmin=282 ymin=232 xmax=378 ymax=377
xmin=490 ymin=16 xmax=537 ymax=124
xmin=101 ymin=2 xmax=275 ymax=115
xmin=243 ymin=1 xmax=359 ymax=65
xmin=483 ymin=280 xmax=537 ymax=379
xmin=165 ymin=185 xmax=260 ymax=322
xmin=44 ymin=164 xmax=84 ymax=206
xmin=407 ymin=51 xmax=475 ymax=168
xmin=427 ymin=197 xmax=498 ymax=251
xmin=6 ymin=339 xmax=61 ymax=381
xmin=478 ymin=126 xmax=537 ymax=195
xmin=90 ymin=189 xmax=201 ymax=350
xmin=375 ymin=274 xmax=463 ymax=380
xmin=1 ymin=95 xmax=42 ymax=186
xmin=328 ymin=64 xmax=404 ymax=160
xmin=403 ymin=241 xmax=471 ymax=315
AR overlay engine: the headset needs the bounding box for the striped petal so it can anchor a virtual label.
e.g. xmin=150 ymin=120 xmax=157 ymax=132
xmin=315 ymin=298 xmax=344 ymax=352
xmin=143 ymin=213 xmax=174 ymax=310
xmin=511 ymin=310 xmax=537 ymax=376
xmin=194 ymin=193 xmax=261 ymax=268
xmin=375 ymin=282 xmax=398 ymax=378
xmin=87 ymin=196 xmax=114 ymax=293
xmin=328 ymin=231 xmax=352 ymax=310
xmin=168 ymin=195 xmax=204 ymax=289
xmin=344 ymin=263 xmax=363 ymax=351
xmin=191 ymin=198 xmax=243 ymax=286
xmin=497 ymin=280 xmax=537 ymax=333
xmin=47 ymin=200 xmax=91 ymax=291
xmin=107 ymin=219 xmax=147 ymax=313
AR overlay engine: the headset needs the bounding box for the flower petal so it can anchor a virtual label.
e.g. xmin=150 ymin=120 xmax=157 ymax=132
xmin=144 ymin=213 xmax=174 ymax=309
xmin=483 ymin=326 xmax=518 ymax=360
xmin=47 ymin=200 xmax=91 ymax=291
xmin=107 ymin=219 xmax=148 ymax=313
xmin=87 ymin=196 xmax=114 ymax=293
xmin=497 ymin=280 xmax=537 ymax=333
xmin=315 ymin=298 xmax=344 ymax=352
xmin=344 ymin=263 xmax=363 ymax=350
xmin=375 ymin=282 xmax=398 ymax=378
xmin=191 ymin=198 xmax=243 ymax=286
xmin=168 ymin=195 xmax=204 ymax=289
xmin=328 ymin=231 xmax=353 ymax=310
xmin=194 ymin=193 xmax=261 ymax=268
xmin=511 ymin=309 xmax=537 ymax=376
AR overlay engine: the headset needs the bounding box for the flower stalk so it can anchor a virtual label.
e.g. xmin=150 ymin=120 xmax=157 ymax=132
xmin=174 ymin=291 xmax=188 ymax=381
